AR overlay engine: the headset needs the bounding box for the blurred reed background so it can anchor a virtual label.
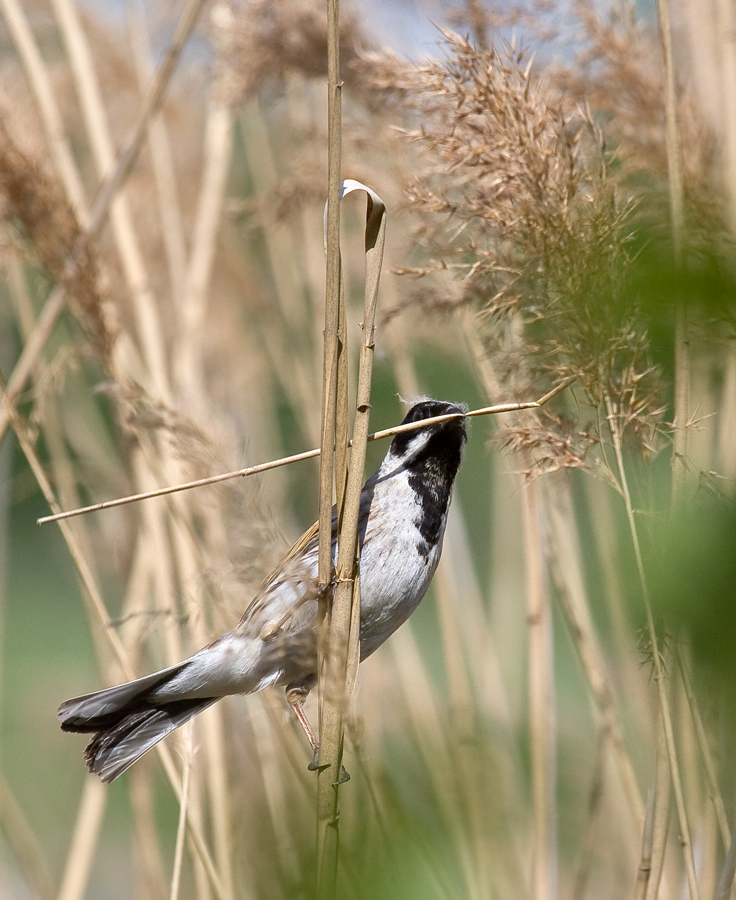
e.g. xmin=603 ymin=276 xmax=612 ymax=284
xmin=0 ymin=0 xmax=735 ymax=898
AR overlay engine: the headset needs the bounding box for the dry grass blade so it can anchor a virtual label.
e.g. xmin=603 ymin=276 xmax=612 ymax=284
xmin=57 ymin=778 xmax=107 ymax=900
xmin=0 ymin=0 xmax=87 ymax=218
xmin=715 ymin=817 xmax=736 ymax=900
xmin=0 ymin=773 xmax=55 ymax=900
xmin=644 ymin=713 xmax=672 ymax=900
xmin=0 ymin=0 xmax=207 ymax=445
xmin=169 ymin=725 xmax=194 ymax=900
xmin=606 ymin=394 xmax=700 ymax=900
xmin=635 ymin=790 xmax=656 ymax=900
xmin=3 ymin=395 xmax=227 ymax=900
xmin=677 ymin=647 xmax=731 ymax=850
xmin=524 ymin=475 xmax=557 ymax=900
xmin=655 ymin=0 xmax=689 ymax=507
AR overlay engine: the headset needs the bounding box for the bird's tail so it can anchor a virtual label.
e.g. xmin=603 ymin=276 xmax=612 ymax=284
xmin=58 ymin=662 xmax=216 ymax=783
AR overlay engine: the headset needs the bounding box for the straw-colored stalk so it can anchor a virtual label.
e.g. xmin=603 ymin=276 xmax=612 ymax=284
xmin=606 ymin=394 xmax=700 ymax=900
xmin=523 ymin=474 xmax=557 ymax=900
xmin=318 ymin=182 xmax=386 ymax=888
xmin=315 ymin=0 xmax=345 ymax=890
xmin=643 ymin=710 xmax=672 ymax=900
xmin=169 ymin=724 xmax=194 ymax=900
xmin=655 ymin=0 xmax=688 ymax=506
xmin=50 ymin=0 xmax=170 ymax=397
xmin=57 ymin=778 xmax=107 ymax=900
xmin=0 ymin=773 xmax=55 ymax=900
xmin=0 ymin=0 xmax=88 ymax=219
xmin=6 ymin=402 xmax=228 ymax=900
xmin=0 ymin=0 xmax=206 ymax=445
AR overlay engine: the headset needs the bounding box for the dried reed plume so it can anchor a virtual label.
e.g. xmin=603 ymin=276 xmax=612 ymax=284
xmin=365 ymin=31 xmax=666 ymax=469
xmin=0 ymin=118 xmax=114 ymax=368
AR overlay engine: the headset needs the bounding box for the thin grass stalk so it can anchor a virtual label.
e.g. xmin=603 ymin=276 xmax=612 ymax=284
xmin=606 ymin=394 xmax=701 ymax=900
xmin=175 ymin=33 xmax=233 ymax=394
xmin=159 ymin=14 xmax=236 ymax=887
xmin=677 ymin=646 xmax=731 ymax=848
xmin=584 ymin=477 xmax=642 ymax=695
xmin=50 ymin=0 xmax=171 ymax=398
xmin=433 ymin=558 xmax=490 ymax=900
xmin=714 ymin=813 xmax=736 ymax=900
xmin=240 ymin=98 xmax=319 ymax=396
xmin=128 ymin=0 xmax=188 ymax=302
xmin=199 ymin=706 xmax=235 ymax=900
xmin=645 ymin=712 xmax=673 ymax=900
xmin=130 ymin=461 xmax=183 ymax=666
xmin=56 ymin=778 xmax=107 ymax=900
xmin=0 ymin=0 xmax=205 ymax=445
xmin=7 ymin=275 xmax=109 ymax=900
xmin=234 ymin=166 xmax=322 ymax=445
xmin=678 ymin=651 xmax=707 ymax=892
xmin=702 ymin=803 xmax=721 ymax=900
xmin=0 ymin=773 xmax=55 ymax=900
xmin=163 ymin=499 xmax=226 ymax=900
xmin=655 ymin=0 xmax=689 ymax=505
xmin=168 ymin=724 xmax=193 ymax=900
xmin=5 ymin=400 xmax=228 ymax=900
xmin=572 ymin=733 xmax=606 ymax=900
xmin=0 ymin=0 xmax=87 ymax=218
xmin=6 ymin=405 xmax=133 ymax=678
xmin=7 ymin=260 xmax=85 ymax=525
xmin=636 ymin=790 xmax=656 ymax=900
xmin=717 ymin=0 xmax=736 ymax=237
xmin=523 ymin=474 xmax=557 ymax=900
xmin=250 ymin=696 xmax=303 ymax=888
xmin=129 ymin=766 xmax=169 ymax=900
xmin=545 ymin=473 xmax=645 ymax=828
xmin=316 ymin=0 xmax=343 ymax=888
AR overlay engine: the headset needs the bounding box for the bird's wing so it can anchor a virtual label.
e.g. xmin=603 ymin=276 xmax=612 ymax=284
xmin=238 ymin=519 xmax=322 ymax=625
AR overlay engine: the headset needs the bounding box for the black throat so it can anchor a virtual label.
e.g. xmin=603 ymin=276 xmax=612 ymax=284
xmin=407 ymin=429 xmax=465 ymax=558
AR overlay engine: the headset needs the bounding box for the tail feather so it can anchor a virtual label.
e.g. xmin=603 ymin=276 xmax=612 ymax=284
xmin=58 ymin=661 xmax=192 ymax=730
xmin=83 ymin=697 xmax=216 ymax=783
xmin=58 ymin=662 xmax=216 ymax=782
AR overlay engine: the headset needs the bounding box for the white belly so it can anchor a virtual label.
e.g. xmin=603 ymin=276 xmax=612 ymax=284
xmin=357 ymin=473 xmax=444 ymax=659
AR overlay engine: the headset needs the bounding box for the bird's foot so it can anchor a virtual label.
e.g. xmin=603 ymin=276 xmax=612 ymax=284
xmin=308 ymin=749 xmax=327 ymax=772
xmin=307 ymin=749 xmax=350 ymax=783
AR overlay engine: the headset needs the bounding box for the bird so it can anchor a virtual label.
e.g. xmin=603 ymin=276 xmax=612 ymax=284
xmin=58 ymin=399 xmax=468 ymax=782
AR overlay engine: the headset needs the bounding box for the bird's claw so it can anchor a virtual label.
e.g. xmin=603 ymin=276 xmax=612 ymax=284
xmin=306 ymin=750 xmax=351 ymax=783
xmin=308 ymin=749 xmax=328 ymax=772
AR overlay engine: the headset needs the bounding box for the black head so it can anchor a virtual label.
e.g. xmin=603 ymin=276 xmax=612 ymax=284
xmin=382 ymin=400 xmax=467 ymax=558
xmin=388 ymin=399 xmax=467 ymax=465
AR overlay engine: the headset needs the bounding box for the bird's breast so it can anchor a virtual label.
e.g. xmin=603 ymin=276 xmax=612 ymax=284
xmin=357 ymin=474 xmax=445 ymax=659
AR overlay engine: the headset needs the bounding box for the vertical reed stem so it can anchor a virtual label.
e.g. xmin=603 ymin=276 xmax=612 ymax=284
xmin=606 ymin=396 xmax=700 ymax=900
xmin=656 ymin=0 xmax=688 ymax=505
xmin=523 ymin=475 xmax=557 ymax=900
xmin=316 ymin=0 xmax=342 ymax=893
